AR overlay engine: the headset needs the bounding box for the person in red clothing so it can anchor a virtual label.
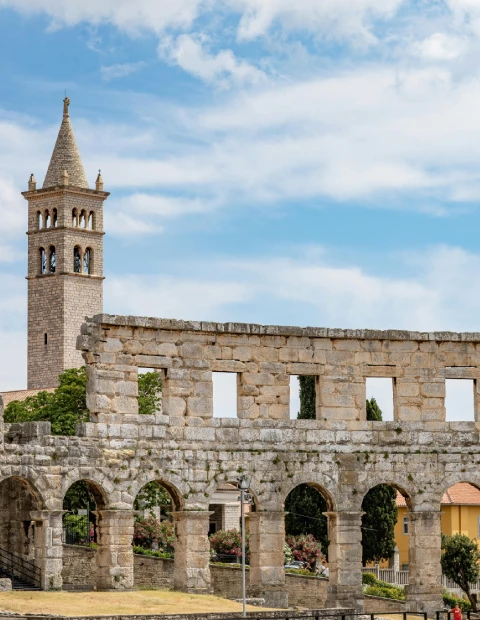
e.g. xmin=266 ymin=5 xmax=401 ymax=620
xmin=451 ymin=604 xmax=462 ymax=620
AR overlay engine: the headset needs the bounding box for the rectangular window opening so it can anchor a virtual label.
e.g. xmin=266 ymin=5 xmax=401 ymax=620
xmin=212 ymin=372 xmax=237 ymax=418
xmin=290 ymin=376 xmax=316 ymax=420
xmin=445 ymin=378 xmax=474 ymax=421
xmin=137 ymin=367 xmax=163 ymax=416
xmin=366 ymin=377 xmax=394 ymax=421
xmin=44 ymin=333 xmax=48 ymax=346
xmin=403 ymin=516 xmax=409 ymax=535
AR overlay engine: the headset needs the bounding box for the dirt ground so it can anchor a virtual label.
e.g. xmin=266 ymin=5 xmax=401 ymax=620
xmin=0 ymin=589 xmax=272 ymax=616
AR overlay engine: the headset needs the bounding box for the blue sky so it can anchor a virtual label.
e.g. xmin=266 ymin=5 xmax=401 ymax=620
xmin=1 ymin=0 xmax=480 ymax=418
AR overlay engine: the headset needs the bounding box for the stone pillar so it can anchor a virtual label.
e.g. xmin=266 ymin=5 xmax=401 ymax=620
xmin=95 ymin=509 xmax=134 ymax=590
xmin=405 ymin=511 xmax=443 ymax=615
xmin=30 ymin=510 xmax=63 ymax=590
xmin=172 ymin=511 xmax=212 ymax=594
xmin=248 ymin=511 xmax=288 ymax=608
xmin=318 ymin=377 xmax=366 ymax=422
xmin=325 ymin=511 xmax=364 ymax=612
xmin=394 ymin=377 xmax=445 ymax=422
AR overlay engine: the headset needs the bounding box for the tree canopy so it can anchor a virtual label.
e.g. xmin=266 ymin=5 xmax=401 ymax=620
xmin=4 ymin=367 xmax=163 ymax=435
xmin=361 ymin=397 xmax=398 ymax=564
xmin=442 ymin=533 xmax=480 ymax=610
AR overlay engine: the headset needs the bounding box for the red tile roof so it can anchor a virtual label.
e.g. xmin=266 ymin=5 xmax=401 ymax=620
xmin=1 ymin=388 xmax=55 ymax=408
xmin=396 ymin=482 xmax=480 ymax=507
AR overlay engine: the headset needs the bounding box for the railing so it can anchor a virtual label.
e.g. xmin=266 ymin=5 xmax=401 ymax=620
xmin=363 ymin=566 xmax=480 ymax=593
xmin=0 ymin=547 xmax=41 ymax=588
xmin=362 ymin=566 xmax=409 ymax=585
xmin=62 ymin=516 xmax=94 ymax=546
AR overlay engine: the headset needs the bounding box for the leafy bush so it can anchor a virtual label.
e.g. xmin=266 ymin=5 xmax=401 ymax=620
xmin=285 ymin=534 xmax=324 ymax=571
xmin=209 ymin=529 xmax=249 ymax=557
xmin=133 ymin=516 xmax=174 ymax=554
xmin=285 ymin=568 xmax=317 ymax=577
xmin=284 ymin=542 xmax=293 ymax=564
xmin=365 ymin=585 xmax=405 ymax=600
xmin=443 ymin=590 xmax=472 ymax=611
xmin=133 ymin=545 xmax=173 ymax=559
xmin=362 ymin=572 xmax=378 ymax=586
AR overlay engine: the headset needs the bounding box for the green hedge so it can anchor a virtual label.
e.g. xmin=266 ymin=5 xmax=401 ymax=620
xmin=365 ymin=585 xmax=405 ymax=600
xmin=133 ymin=545 xmax=173 ymax=559
xmin=442 ymin=590 xmax=472 ymax=611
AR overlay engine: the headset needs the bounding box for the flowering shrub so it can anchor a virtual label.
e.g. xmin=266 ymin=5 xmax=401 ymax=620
xmin=285 ymin=534 xmax=324 ymax=571
xmin=284 ymin=542 xmax=293 ymax=564
xmin=209 ymin=529 xmax=249 ymax=557
xmin=134 ymin=515 xmax=174 ymax=554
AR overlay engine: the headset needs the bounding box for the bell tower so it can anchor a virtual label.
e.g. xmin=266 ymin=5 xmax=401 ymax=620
xmin=22 ymin=98 xmax=109 ymax=389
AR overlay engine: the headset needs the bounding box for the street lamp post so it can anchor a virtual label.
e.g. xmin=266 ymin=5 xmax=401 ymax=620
xmin=238 ymin=476 xmax=249 ymax=619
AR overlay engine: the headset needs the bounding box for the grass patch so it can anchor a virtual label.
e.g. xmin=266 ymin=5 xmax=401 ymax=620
xmin=0 ymin=590 xmax=272 ymax=616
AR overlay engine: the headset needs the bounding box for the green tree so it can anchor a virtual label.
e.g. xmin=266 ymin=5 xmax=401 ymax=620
xmin=63 ymin=480 xmax=96 ymax=512
xmin=5 ymin=367 xmax=162 ymax=435
xmin=285 ymin=486 xmax=329 ymax=558
xmin=297 ymin=376 xmax=316 ymax=419
xmin=441 ymin=533 xmax=480 ymax=610
xmin=366 ymin=397 xmax=382 ymax=421
xmin=134 ymin=481 xmax=173 ymax=517
xmin=138 ymin=371 xmax=162 ymax=416
xmin=361 ymin=397 xmax=398 ymax=564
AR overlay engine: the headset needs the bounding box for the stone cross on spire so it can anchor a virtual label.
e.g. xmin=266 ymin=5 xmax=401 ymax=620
xmin=43 ymin=97 xmax=88 ymax=189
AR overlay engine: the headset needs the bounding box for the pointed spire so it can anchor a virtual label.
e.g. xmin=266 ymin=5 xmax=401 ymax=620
xmin=95 ymin=169 xmax=104 ymax=191
xmin=28 ymin=173 xmax=36 ymax=191
xmin=43 ymin=98 xmax=89 ymax=190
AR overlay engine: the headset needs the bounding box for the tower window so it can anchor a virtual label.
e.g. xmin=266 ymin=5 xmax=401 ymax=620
xmin=84 ymin=248 xmax=92 ymax=275
xmin=72 ymin=209 xmax=78 ymax=227
xmin=73 ymin=246 xmax=81 ymax=273
xmin=40 ymin=248 xmax=46 ymax=275
xmin=53 ymin=208 xmax=58 ymax=227
xmin=80 ymin=210 xmax=86 ymax=228
xmin=45 ymin=210 xmax=51 ymax=228
xmin=49 ymin=246 xmax=56 ymax=274
xmin=44 ymin=333 xmax=48 ymax=346
xmin=88 ymin=212 xmax=94 ymax=230
xmin=37 ymin=211 xmax=43 ymax=229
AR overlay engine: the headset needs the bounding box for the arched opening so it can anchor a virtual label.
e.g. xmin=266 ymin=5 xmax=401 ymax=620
xmin=133 ymin=481 xmax=180 ymax=560
xmin=53 ymin=208 xmax=58 ymax=227
xmin=79 ymin=210 xmax=86 ymax=228
xmin=37 ymin=211 xmax=43 ymax=229
xmin=49 ymin=246 xmax=56 ymax=274
xmin=39 ymin=247 xmax=46 ymax=275
xmin=88 ymin=212 xmax=94 ymax=230
xmin=61 ymin=480 xmax=106 ymax=591
xmin=73 ymin=246 xmax=82 ymax=273
xmin=284 ymin=483 xmax=330 ymax=574
xmin=84 ymin=248 xmax=92 ymax=275
xmin=361 ymin=483 xmax=410 ymax=594
xmin=440 ymin=482 xmax=480 ymax=608
xmin=0 ymin=476 xmax=43 ymax=584
xmin=208 ymin=481 xmax=255 ymax=564
xmin=44 ymin=210 xmax=51 ymax=228
xmin=72 ymin=209 xmax=78 ymax=227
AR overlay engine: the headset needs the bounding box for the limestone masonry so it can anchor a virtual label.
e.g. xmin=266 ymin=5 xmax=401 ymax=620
xmin=1 ymin=315 xmax=480 ymax=613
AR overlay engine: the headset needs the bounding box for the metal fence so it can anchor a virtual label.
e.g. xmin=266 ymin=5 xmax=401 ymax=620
xmin=362 ymin=565 xmax=480 ymax=593
xmin=62 ymin=517 xmax=94 ymax=546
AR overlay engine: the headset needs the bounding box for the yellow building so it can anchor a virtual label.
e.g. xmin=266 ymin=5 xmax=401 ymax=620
xmin=395 ymin=483 xmax=480 ymax=569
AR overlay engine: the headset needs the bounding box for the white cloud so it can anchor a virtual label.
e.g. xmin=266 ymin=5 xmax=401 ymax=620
xmin=0 ymin=0 xmax=203 ymax=34
xmin=100 ymin=62 xmax=145 ymax=81
xmin=414 ymin=32 xmax=467 ymax=60
xmin=105 ymin=244 xmax=480 ymax=333
xmin=229 ymin=0 xmax=405 ymax=42
xmin=158 ymin=35 xmax=267 ymax=87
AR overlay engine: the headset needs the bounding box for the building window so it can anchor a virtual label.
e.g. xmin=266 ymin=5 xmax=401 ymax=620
xmin=73 ymin=246 xmax=82 ymax=273
xmin=40 ymin=248 xmax=46 ymax=275
xmin=72 ymin=209 xmax=78 ymax=227
xmin=37 ymin=211 xmax=43 ymax=229
xmin=49 ymin=246 xmax=56 ymax=273
xmin=88 ymin=212 xmax=94 ymax=230
xmin=45 ymin=210 xmax=51 ymax=228
xmin=44 ymin=333 xmax=48 ymax=346
xmin=403 ymin=516 xmax=409 ymax=535
xmin=84 ymin=248 xmax=91 ymax=275
xmin=53 ymin=208 xmax=58 ymax=227
xmin=80 ymin=210 xmax=86 ymax=228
